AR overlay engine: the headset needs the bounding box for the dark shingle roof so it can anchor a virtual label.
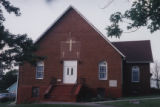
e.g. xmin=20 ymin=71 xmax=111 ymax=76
xmin=112 ymin=40 xmax=153 ymax=62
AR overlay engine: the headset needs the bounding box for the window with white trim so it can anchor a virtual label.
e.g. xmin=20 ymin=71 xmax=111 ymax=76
xmin=99 ymin=61 xmax=107 ymax=80
xmin=132 ymin=66 xmax=140 ymax=82
xmin=36 ymin=61 xmax=44 ymax=79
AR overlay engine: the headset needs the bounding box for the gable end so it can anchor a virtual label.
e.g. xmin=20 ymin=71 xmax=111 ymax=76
xmin=35 ymin=6 xmax=125 ymax=58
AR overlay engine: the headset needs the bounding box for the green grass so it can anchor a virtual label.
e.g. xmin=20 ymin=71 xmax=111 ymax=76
xmin=103 ymin=99 xmax=160 ymax=107
xmin=1 ymin=96 xmax=160 ymax=107
xmin=0 ymin=101 xmax=13 ymax=107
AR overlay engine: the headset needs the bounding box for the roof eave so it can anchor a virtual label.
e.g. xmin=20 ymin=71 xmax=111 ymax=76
xmin=34 ymin=6 xmax=73 ymax=44
xmin=126 ymin=61 xmax=153 ymax=63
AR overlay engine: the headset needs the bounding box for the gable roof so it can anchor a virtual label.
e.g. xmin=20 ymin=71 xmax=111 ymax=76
xmin=112 ymin=40 xmax=153 ymax=63
xmin=34 ymin=6 xmax=125 ymax=58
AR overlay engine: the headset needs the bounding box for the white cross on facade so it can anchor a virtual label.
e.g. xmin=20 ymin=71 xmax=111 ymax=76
xmin=66 ymin=39 xmax=76 ymax=52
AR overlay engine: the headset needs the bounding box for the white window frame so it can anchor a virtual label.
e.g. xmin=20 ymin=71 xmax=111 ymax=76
xmin=36 ymin=61 xmax=44 ymax=79
xmin=132 ymin=66 xmax=140 ymax=82
xmin=98 ymin=61 xmax=107 ymax=80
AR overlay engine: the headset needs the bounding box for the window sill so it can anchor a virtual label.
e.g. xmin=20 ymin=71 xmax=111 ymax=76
xmin=132 ymin=81 xmax=140 ymax=83
xmin=36 ymin=78 xmax=43 ymax=80
xmin=99 ymin=78 xmax=107 ymax=80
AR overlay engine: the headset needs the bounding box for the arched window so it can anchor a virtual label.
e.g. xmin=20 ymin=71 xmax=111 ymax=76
xmin=132 ymin=66 xmax=140 ymax=82
xmin=36 ymin=61 xmax=44 ymax=79
xmin=98 ymin=61 xmax=107 ymax=80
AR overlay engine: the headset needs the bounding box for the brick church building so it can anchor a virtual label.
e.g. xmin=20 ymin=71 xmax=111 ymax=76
xmin=17 ymin=6 xmax=153 ymax=103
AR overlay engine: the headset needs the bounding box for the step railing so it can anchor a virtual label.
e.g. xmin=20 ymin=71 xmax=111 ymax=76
xmin=44 ymin=77 xmax=57 ymax=98
xmin=74 ymin=84 xmax=82 ymax=95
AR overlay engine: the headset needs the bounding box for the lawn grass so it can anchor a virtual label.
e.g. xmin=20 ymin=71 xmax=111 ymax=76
xmin=103 ymin=99 xmax=160 ymax=107
xmin=1 ymin=96 xmax=160 ymax=107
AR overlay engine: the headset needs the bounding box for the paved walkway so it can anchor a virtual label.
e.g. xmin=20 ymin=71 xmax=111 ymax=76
xmin=41 ymin=102 xmax=114 ymax=107
xmin=95 ymin=96 xmax=160 ymax=103
xmin=9 ymin=96 xmax=160 ymax=107
xmin=41 ymin=97 xmax=160 ymax=107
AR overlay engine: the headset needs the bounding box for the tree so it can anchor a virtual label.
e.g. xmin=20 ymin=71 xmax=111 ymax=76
xmin=106 ymin=0 xmax=160 ymax=38
xmin=152 ymin=61 xmax=160 ymax=88
xmin=0 ymin=0 xmax=42 ymax=69
xmin=0 ymin=69 xmax=18 ymax=90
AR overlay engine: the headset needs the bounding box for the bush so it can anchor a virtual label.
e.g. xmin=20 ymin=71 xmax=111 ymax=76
xmin=77 ymin=85 xmax=95 ymax=102
xmin=150 ymin=88 xmax=160 ymax=94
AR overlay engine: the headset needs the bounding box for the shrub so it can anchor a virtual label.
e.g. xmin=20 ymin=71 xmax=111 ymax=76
xmin=150 ymin=88 xmax=160 ymax=94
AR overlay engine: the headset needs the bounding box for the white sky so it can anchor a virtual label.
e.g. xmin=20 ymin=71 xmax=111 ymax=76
xmin=3 ymin=0 xmax=160 ymax=62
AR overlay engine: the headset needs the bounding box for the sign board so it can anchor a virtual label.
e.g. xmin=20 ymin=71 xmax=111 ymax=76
xmin=109 ymin=80 xmax=117 ymax=87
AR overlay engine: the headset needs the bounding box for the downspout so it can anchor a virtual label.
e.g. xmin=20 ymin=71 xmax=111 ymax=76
xmin=121 ymin=57 xmax=125 ymax=96
xmin=15 ymin=66 xmax=20 ymax=104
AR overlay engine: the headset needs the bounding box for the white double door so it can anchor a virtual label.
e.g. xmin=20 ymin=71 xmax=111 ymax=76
xmin=63 ymin=61 xmax=77 ymax=84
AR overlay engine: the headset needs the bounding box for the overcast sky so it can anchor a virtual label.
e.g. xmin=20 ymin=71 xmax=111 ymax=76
xmin=3 ymin=0 xmax=160 ymax=62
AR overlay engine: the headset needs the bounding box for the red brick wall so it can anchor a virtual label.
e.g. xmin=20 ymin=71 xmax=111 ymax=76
xmin=17 ymin=8 xmax=123 ymax=103
xmin=123 ymin=62 xmax=151 ymax=96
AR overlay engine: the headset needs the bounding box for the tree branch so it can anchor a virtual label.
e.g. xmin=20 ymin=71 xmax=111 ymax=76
xmin=123 ymin=27 xmax=140 ymax=33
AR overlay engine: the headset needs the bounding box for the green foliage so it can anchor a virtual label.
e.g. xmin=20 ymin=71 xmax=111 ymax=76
xmin=0 ymin=0 xmax=42 ymax=69
xmin=107 ymin=0 xmax=160 ymax=37
xmin=0 ymin=69 xmax=17 ymax=90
